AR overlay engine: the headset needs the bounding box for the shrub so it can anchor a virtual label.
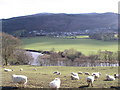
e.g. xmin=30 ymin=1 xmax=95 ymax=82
xmin=62 ymin=48 xmax=82 ymax=61
xmin=13 ymin=50 xmax=33 ymax=65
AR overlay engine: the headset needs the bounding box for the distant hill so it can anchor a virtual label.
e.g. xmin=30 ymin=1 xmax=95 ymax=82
xmin=2 ymin=12 xmax=118 ymax=35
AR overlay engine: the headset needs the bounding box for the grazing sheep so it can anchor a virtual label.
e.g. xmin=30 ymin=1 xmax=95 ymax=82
xmin=106 ymin=74 xmax=115 ymax=81
xmin=84 ymin=72 xmax=90 ymax=75
xmin=33 ymin=68 xmax=37 ymax=71
xmin=12 ymin=74 xmax=27 ymax=85
xmin=114 ymin=74 xmax=120 ymax=78
xmin=70 ymin=72 xmax=79 ymax=80
xmin=71 ymin=75 xmax=79 ymax=80
xmin=71 ymin=72 xmax=78 ymax=76
xmin=78 ymin=72 xmax=83 ymax=75
xmin=53 ymin=71 xmax=61 ymax=75
xmin=20 ymin=68 xmax=23 ymax=71
xmin=4 ymin=68 xmax=13 ymax=72
xmin=92 ymin=72 xmax=101 ymax=80
xmin=49 ymin=78 xmax=61 ymax=88
xmin=86 ymin=75 xmax=95 ymax=87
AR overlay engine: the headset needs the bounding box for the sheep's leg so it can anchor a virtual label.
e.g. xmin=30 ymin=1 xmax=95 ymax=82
xmin=88 ymin=83 xmax=90 ymax=87
xmin=91 ymin=82 xmax=93 ymax=87
xmin=20 ymin=84 xmax=23 ymax=88
xmin=24 ymin=84 xmax=26 ymax=87
xmin=15 ymin=83 xmax=18 ymax=87
xmin=87 ymin=82 xmax=90 ymax=87
xmin=23 ymin=82 xmax=27 ymax=88
xmin=14 ymin=83 xmax=17 ymax=87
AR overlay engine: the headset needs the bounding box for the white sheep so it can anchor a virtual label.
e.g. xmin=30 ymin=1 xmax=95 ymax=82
xmin=92 ymin=72 xmax=101 ymax=80
xmin=49 ymin=78 xmax=61 ymax=88
xmin=71 ymin=75 xmax=79 ymax=80
xmin=4 ymin=68 xmax=13 ymax=72
xmin=78 ymin=71 xmax=83 ymax=75
xmin=20 ymin=68 xmax=23 ymax=71
xmin=106 ymin=74 xmax=115 ymax=81
xmin=86 ymin=75 xmax=95 ymax=87
xmin=12 ymin=74 xmax=27 ymax=85
xmin=71 ymin=72 xmax=78 ymax=76
xmin=84 ymin=72 xmax=90 ymax=75
xmin=33 ymin=68 xmax=37 ymax=71
xmin=53 ymin=71 xmax=61 ymax=75
xmin=114 ymin=74 xmax=120 ymax=78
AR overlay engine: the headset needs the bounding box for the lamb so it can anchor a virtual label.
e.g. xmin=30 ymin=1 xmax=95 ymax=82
xmin=106 ymin=74 xmax=115 ymax=81
xmin=33 ymin=68 xmax=37 ymax=71
xmin=86 ymin=75 xmax=95 ymax=87
xmin=53 ymin=71 xmax=61 ymax=75
xmin=20 ymin=68 xmax=23 ymax=71
xmin=78 ymin=71 xmax=83 ymax=75
xmin=71 ymin=75 xmax=79 ymax=80
xmin=4 ymin=68 xmax=13 ymax=72
xmin=12 ymin=74 xmax=27 ymax=85
xmin=114 ymin=74 xmax=120 ymax=78
xmin=71 ymin=72 xmax=78 ymax=76
xmin=70 ymin=72 xmax=79 ymax=80
xmin=84 ymin=72 xmax=90 ymax=75
xmin=49 ymin=78 xmax=61 ymax=88
xmin=92 ymin=72 xmax=101 ymax=80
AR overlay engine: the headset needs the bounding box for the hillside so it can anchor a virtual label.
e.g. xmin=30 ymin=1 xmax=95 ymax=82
xmin=2 ymin=12 xmax=118 ymax=35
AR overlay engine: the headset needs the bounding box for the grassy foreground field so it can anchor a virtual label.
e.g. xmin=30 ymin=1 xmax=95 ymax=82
xmin=22 ymin=37 xmax=118 ymax=55
xmin=1 ymin=65 xmax=119 ymax=88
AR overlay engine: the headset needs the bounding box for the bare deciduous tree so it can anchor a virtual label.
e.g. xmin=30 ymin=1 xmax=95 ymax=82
xmin=1 ymin=32 xmax=21 ymax=65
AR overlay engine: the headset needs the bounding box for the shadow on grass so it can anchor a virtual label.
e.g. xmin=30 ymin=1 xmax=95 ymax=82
xmin=78 ymin=85 xmax=89 ymax=88
xmin=103 ymin=79 xmax=109 ymax=81
xmin=1 ymin=86 xmax=20 ymax=90
xmin=110 ymin=86 xmax=120 ymax=90
xmin=103 ymin=79 xmax=116 ymax=81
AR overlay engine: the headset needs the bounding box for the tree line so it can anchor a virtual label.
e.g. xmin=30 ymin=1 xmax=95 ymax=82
xmin=89 ymin=32 xmax=118 ymax=41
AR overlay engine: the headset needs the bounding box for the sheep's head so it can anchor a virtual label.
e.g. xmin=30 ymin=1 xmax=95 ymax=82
xmin=71 ymin=72 xmax=75 ymax=75
xmin=105 ymin=74 xmax=110 ymax=78
xmin=54 ymin=78 xmax=60 ymax=81
xmin=98 ymin=72 xmax=101 ymax=75
xmin=105 ymin=74 xmax=108 ymax=76
xmin=53 ymin=71 xmax=58 ymax=74
xmin=92 ymin=74 xmax=95 ymax=77
xmin=114 ymin=74 xmax=116 ymax=76
xmin=12 ymin=74 xmax=15 ymax=78
xmin=71 ymin=72 xmax=75 ymax=74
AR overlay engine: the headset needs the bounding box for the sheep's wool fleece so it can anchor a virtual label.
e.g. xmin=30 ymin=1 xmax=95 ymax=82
xmin=12 ymin=75 xmax=27 ymax=84
xmin=49 ymin=79 xmax=60 ymax=88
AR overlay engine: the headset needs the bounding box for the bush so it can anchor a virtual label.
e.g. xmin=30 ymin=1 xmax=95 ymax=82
xmin=1 ymin=32 xmax=21 ymax=65
xmin=97 ymin=50 xmax=118 ymax=62
xmin=13 ymin=50 xmax=33 ymax=65
xmin=49 ymin=52 xmax=62 ymax=61
xmin=88 ymin=55 xmax=99 ymax=60
xmin=62 ymin=48 xmax=82 ymax=61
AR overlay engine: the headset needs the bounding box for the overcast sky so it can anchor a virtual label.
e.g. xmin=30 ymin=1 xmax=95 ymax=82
xmin=0 ymin=0 xmax=119 ymax=19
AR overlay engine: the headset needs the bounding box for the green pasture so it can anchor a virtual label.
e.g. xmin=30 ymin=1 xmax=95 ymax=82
xmin=1 ymin=65 xmax=119 ymax=88
xmin=22 ymin=37 xmax=118 ymax=55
